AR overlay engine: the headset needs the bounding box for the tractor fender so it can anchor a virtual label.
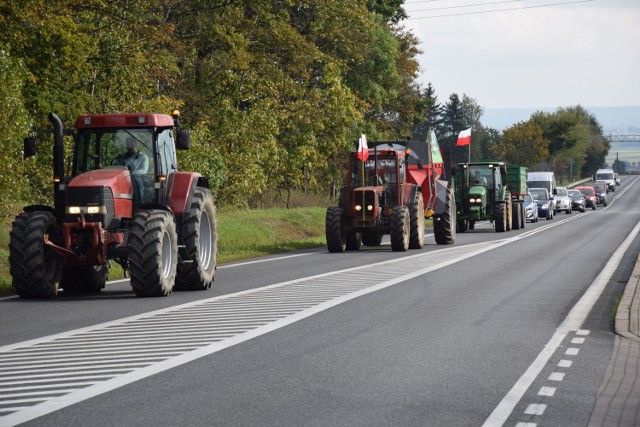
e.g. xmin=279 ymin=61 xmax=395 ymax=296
xmin=406 ymin=184 xmax=420 ymax=207
xmin=166 ymin=172 xmax=204 ymax=217
xmin=432 ymin=179 xmax=451 ymax=215
xmin=23 ymin=205 xmax=55 ymax=215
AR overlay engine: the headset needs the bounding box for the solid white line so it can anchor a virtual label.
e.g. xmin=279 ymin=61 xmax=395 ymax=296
xmin=483 ymin=216 xmax=640 ymax=427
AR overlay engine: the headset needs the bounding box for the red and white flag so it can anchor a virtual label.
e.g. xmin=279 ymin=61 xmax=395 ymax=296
xmin=357 ymin=133 xmax=369 ymax=161
xmin=456 ymin=128 xmax=471 ymax=146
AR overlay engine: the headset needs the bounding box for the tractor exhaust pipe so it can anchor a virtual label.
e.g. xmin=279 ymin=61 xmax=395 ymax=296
xmin=48 ymin=112 xmax=65 ymax=219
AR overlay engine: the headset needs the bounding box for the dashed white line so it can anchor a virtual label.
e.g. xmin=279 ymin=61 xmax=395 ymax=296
xmin=548 ymin=372 xmax=565 ymax=381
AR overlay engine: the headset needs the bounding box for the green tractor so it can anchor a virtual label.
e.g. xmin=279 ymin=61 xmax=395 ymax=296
xmin=452 ymin=161 xmax=527 ymax=233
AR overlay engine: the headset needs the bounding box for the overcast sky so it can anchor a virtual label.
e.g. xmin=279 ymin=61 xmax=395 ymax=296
xmin=403 ymin=0 xmax=640 ymax=110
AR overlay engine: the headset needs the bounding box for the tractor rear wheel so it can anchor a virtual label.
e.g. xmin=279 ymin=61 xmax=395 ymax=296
xmin=9 ymin=211 xmax=62 ymax=298
xmin=128 ymin=210 xmax=178 ymax=297
xmin=362 ymin=232 xmax=383 ymax=246
xmin=409 ymin=192 xmax=425 ymax=249
xmin=494 ymin=203 xmax=507 ymax=232
xmin=175 ymin=188 xmax=217 ymax=291
xmin=512 ymin=201 xmax=522 ymax=230
xmin=390 ymin=206 xmax=409 ymax=251
xmin=520 ymin=203 xmax=525 ymax=228
xmin=326 ymin=207 xmax=346 ymax=253
xmin=434 ymin=184 xmax=456 ymax=245
xmin=61 ymin=265 xmax=107 ymax=293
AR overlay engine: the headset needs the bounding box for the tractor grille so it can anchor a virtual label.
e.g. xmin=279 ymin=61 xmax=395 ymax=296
xmin=352 ymin=190 xmax=376 ymax=217
xmin=65 ymin=187 xmax=116 ymax=229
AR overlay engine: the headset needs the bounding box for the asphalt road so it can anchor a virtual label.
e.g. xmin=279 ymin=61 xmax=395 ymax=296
xmin=1 ymin=176 xmax=639 ymax=426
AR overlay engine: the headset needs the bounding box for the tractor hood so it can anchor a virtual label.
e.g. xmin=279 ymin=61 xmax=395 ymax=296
xmin=68 ymin=168 xmax=134 ymax=200
xmin=468 ymin=185 xmax=487 ymax=198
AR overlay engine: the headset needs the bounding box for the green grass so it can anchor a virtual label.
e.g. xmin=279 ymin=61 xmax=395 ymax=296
xmin=0 ymin=207 xmax=328 ymax=296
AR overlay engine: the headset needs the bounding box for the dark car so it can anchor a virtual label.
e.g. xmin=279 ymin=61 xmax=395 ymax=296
xmin=592 ymin=181 xmax=608 ymax=206
xmin=575 ymin=186 xmax=597 ymax=210
xmin=568 ymin=189 xmax=586 ymax=212
xmin=529 ymin=187 xmax=554 ymax=220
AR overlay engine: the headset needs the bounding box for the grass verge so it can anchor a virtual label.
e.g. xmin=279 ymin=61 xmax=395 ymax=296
xmin=0 ymin=207 xmax=327 ymax=296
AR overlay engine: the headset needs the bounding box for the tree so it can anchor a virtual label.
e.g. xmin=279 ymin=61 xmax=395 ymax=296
xmin=413 ymin=82 xmax=442 ymax=142
xmin=490 ymin=121 xmax=549 ymax=168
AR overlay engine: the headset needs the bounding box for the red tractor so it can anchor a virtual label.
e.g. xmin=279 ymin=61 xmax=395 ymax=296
xmin=9 ymin=111 xmax=217 ymax=298
xmin=326 ymin=134 xmax=456 ymax=252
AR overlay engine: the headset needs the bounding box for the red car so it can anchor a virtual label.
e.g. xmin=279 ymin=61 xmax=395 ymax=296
xmin=575 ymin=186 xmax=597 ymax=210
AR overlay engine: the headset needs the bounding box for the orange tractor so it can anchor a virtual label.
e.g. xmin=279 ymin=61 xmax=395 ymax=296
xmin=9 ymin=111 xmax=217 ymax=298
xmin=326 ymin=133 xmax=456 ymax=252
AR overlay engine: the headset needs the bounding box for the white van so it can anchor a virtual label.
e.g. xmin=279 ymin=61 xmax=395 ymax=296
xmin=527 ymin=171 xmax=557 ymax=212
xmin=595 ymin=168 xmax=616 ymax=191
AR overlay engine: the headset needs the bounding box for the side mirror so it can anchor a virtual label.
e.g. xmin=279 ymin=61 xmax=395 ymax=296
xmin=23 ymin=136 xmax=36 ymax=159
xmin=176 ymin=129 xmax=190 ymax=150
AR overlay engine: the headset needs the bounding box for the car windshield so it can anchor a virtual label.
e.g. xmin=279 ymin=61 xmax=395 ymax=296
xmin=593 ymin=184 xmax=606 ymax=192
xmin=596 ymin=172 xmax=614 ymax=180
xmin=524 ymin=194 xmax=533 ymax=202
xmin=529 ymin=189 xmax=547 ymax=200
xmin=556 ymin=188 xmax=568 ymax=197
xmin=579 ymin=188 xmax=594 ymax=196
xmin=568 ymin=191 xmax=582 ymax=199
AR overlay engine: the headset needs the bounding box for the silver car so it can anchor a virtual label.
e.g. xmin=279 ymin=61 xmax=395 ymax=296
xmin=554 ymin=186 xmax=572 ymax=214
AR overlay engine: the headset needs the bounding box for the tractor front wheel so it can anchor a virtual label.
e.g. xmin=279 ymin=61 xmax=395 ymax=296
xmin=9 ymin=211 xmax=62 ymax=298
xmin=390 ymin=206 xmax=410 ymax=251
xmin=128 ymin=210 xmax=178 ymax=297
xmin=175 ymin=188 xmax=217 ymax=291
xmin=494 ymin=203 xmax=507 ymax=232
xmin=326 ymin=207 xmax=346 ymax=253
xmin=409 ymin=192 xmax=425 ymax=249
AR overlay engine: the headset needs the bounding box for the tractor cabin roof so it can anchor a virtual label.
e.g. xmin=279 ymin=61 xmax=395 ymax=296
xmin=75 ymin=114 xmax=175 ymax=129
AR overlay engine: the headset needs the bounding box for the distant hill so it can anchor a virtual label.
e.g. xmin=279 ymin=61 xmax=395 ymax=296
xmin=482 ymin=106 xmax=640 ymax=133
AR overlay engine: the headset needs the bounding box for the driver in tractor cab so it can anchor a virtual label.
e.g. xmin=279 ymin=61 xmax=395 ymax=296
xmin=473 ymin=170 xmax=487 ymax=186
xmin=114 ymin=136 xmax=149 ymax=201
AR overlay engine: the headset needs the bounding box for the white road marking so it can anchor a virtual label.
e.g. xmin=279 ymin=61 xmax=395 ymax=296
xmin=557 ymin=360 xmax=573 ymax=368
xmin=524 ymin=404 xmax=546 ymax=415
xmin=538 ymin=387 xmax=556 ymax=396
xmin=565 ymin=348 xmax=580 ymax=356
xmin=548 ymin=372 xmax=565 ymax=381
xmin=571 ymin=337 xmax=585 ymax=344
xmin=483 ymin=216 xmax=640 ymax=427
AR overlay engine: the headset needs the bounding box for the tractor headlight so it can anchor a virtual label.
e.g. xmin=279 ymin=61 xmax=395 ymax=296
xmin=65 ymin=206 xmax=107 ymax=215
xmin=355 ymin=205 xmax=362 ymax=211
xmin=367 ymin=205 xmax=373 ymax=211
xmin=67 ymin=206 xmax=81 ymax=214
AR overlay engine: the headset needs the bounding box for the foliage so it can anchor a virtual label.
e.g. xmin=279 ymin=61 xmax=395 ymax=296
xmin=1 ymin=0 xmax=424 ymax=209
xmin=490 ymin=121 xmax=549 ymax=168
xmin=0 ymin=44 xmax=30 ymax=219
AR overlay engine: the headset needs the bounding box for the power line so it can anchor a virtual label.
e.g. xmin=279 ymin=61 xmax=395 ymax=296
xmin=406 ymin=0 xmax=597 ymax=20
xmin=406 ymin=0 xmax=521 ymax=13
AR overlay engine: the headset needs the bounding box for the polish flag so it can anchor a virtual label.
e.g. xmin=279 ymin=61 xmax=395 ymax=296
xmin=456 ymin=128 xmax=471 ymax=146
xmin=357 ymin=133 xmax=369 ymax=161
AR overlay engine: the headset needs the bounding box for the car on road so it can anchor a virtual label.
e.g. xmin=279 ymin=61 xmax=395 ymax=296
xmin=523 ymin=192 xmax=539 ymax=222
xmin=576 ymin=186 xmax=597 ymax=210
xmin=554 ymin=186 xmax=572 ymax=214
xmin=529 ymin=187 xmax=554 ymax=220
xmin=592 ymin=181 xmax=608 ymax=206
xmin=568 ymin=189 xmax=586 ymax=212
xmin=595 ymin=168 xmax=616 ymax=191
